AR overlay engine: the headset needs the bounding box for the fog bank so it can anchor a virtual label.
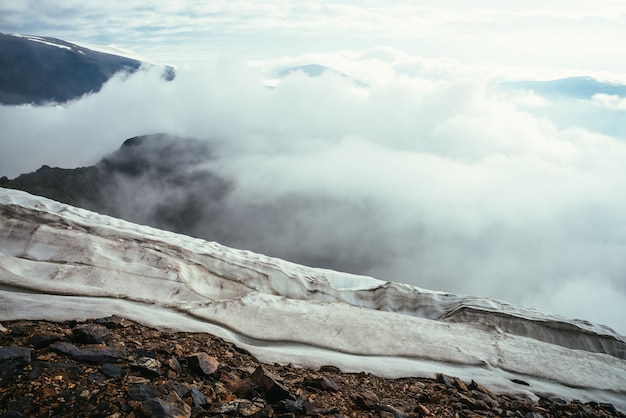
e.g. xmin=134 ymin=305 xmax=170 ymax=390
xmin=2 ymin=57 xmax=625 ymax=334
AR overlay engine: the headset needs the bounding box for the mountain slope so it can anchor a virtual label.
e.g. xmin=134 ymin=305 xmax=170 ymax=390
xmin=0 ymin=134 xmax=231 ymax=236
xmin=1 ymin=188 xmax=625 ymax=411
xmin=0 ymin=33 xmax=174 ymax=104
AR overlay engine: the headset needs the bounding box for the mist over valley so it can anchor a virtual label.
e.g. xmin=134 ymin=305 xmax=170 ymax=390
xmin=1 ymin=38 xmax=626 ymax=334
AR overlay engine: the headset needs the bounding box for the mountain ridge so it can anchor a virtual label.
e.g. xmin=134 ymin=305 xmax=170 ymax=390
xmin=0 ymin=134 xmax=230 ymax=236
xmin=0 ymin=33 xmax=174 ymax=105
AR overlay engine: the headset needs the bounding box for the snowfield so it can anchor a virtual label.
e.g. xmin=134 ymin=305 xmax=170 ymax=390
xmin=1 ymin=188 xmax=624 ymax=411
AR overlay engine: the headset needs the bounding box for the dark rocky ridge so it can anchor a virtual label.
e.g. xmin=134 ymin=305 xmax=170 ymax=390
xmin=1 ymin=318 xmax=623 ymax=417
xmin=0 ymin=33 xmax=174 ymax=105
xmin=0 ymin=134 xmax=232 ymax=237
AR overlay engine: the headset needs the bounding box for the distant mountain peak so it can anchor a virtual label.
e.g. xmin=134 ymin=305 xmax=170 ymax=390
xmin=501 ymin=75 xmax=626 ymax=99
xmin=277 ymin=64 xmax=367 ymax=87
xmin=278 ymin=64 xmax=333 ymax=78
xmin=0 ymin=33 xmax=175 ymax=105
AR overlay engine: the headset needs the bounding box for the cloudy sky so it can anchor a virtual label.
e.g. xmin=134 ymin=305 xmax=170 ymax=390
xmin=1 ymin=2 xmax=626 ymax=334
xmin=2 ymin=1 xmax=626 ymax=73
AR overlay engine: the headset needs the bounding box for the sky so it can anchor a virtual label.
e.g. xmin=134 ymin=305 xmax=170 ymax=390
xmin=1 ymin=1 xmax=626 ymax=334
xmin=1 ymin=1 xmax=626 ymax=73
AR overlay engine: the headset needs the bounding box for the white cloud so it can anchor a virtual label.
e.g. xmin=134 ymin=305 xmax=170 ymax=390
xmin=2 ymin=54 xmax=626 ymax=334
xmin=507 ymin=90 xmax=549 ymax=107
xmin=592 ymin=93 xmax=626 ymax=110
xmin=2 ymin=1 xmax=626 ymax=71
xmin=525 ymin=275 xmax=626 ymax=332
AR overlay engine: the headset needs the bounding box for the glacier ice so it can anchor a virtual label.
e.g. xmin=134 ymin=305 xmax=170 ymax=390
xmin=0 ymin=188 xmax=624 ymax=411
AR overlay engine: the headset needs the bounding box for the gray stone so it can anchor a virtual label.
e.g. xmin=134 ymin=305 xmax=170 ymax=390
xmin=599 ymin=403 xmax=618 ymax=415
xmin=0 ymin=346 xmax=31 ymax=363
xmin=94 ymin=315 xmax=134 ymax=328
xmin=213 ymin=399 xmax=260 ymax=417
xmin=189 ymin=387 xmax=207 ymax=407
xmin=102 ymin=363 xmax=122 ymax=378
xmin=278 ymin=399 xmax=305 ymax=414
xmin=375 ymin=404 xmax=408 ymax=418
xmin=303 ymin=376 xmax=340 ymax=392
xmin=50 ymin=341 xmax=126 ymax=363
xmin=87 ymin=372 xmax=107 ymax=384
xmin=27 ymin=333 xmax=64 ymax=349
xmin=140 ymin=394 xmax=191 ymax=418
xmin=132 ymin=356 xmax=161 ymax=377
xmin=168 ymin=356 xmax=182 ymax=373
xmin=127 ymin=384 xmax=159 ymax=401
xmin=72 ymin=324 xmax=112 ymax=344
xmin=436 ymin=373 xmax=456 ymax=389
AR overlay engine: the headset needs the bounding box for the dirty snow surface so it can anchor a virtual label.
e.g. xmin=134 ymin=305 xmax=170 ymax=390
xmin=1 ymin=188 xmax=624 ymax=411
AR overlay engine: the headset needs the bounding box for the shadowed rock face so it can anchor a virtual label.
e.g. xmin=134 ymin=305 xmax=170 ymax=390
xmin=0 ymin=33 xmax=174 ymax=105
xmin=0 ymin=134 xmax=232 ymax=237
xmin=0 ymin=165 xmax=106 ymax=213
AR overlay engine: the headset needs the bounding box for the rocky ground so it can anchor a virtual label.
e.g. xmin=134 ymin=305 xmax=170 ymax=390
xmin=0 ymin=317 xmax=623 ymax=418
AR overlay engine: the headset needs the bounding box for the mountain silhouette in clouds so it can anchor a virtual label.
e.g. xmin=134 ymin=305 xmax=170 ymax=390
xmin=0 ymin=134 xmax=231 ymax=235
xmin=0 ymin=33 xmax=174 ymax=105
xmin=502 ymin=76 xmax=626 ymax=99
xmin=278 ymin=64 xmax=367 ymax=87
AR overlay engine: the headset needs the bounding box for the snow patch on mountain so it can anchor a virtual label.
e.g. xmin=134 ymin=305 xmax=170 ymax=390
xmin=1 ymin=188 xmax=624 ymax=411
xmin=9 ymin=34 xmax=72 ymax=51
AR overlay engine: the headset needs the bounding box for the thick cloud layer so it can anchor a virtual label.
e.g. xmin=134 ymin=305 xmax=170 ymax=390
xmin=1 ymin=56 xmax=626 ymax=334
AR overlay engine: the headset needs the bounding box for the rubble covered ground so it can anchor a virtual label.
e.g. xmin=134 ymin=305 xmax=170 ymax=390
xmin=0 ymin=317 xmax=623 ymax=418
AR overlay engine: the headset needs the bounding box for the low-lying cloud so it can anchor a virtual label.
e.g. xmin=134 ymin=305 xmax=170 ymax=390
xmin=1 ymin=57 xmax=625 ymax=334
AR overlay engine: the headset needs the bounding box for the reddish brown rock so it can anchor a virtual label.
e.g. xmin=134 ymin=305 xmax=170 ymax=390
xmin=168 ymin=356 xmax=182 ymax=374
xmin=251 ymin=365 xmax=295 ymax=403
xmin=187 ymin=352 xmax=219 ymax=376
xmin=415 ymin=404 xmax=430 ymax=416
xmin=354 ymin=389 xmax=379 ymax=410
xmin=1 ymin=319 xmax=624 ymax=418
